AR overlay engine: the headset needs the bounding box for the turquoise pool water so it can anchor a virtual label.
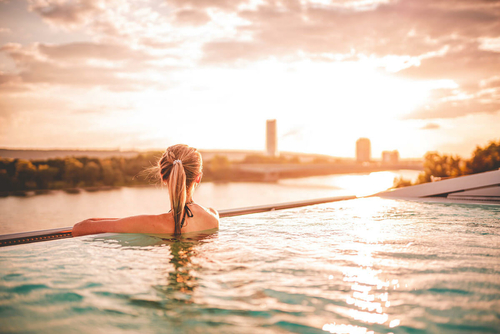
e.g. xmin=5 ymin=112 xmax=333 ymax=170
xmin=1 ymin=198 xmax=499 ymax=333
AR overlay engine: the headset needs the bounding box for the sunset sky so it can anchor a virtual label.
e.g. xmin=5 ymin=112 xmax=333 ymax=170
xmin=0 ymin=0 xmax=499 ymax=158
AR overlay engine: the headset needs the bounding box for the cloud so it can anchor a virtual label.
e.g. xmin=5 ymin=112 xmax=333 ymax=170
xmin=0 ymin=42 xmax=163 ymax=92
xmin=19 ymin=61 xmax=151 ymax=90
xmin=71 ymin=104 xmax=134 ymax=114
xmin=0 ymin=94 xmax=72 ymax=124
xmin=421 ymin=123 xmax=440 ymax=130
xmin=139 ymin=37 xmax=179 ymax=50
xmin=28 ymin=0 xmax=104 ymax=29
xmin=14 ymin=0 xmax=500 ymax=123
xmin=406 ymin=88 xmax=500 ymax=119
xmin=200 ymin=0 xmax=500 ymax=63
xmin=480 ymin=76 xmax=500 ymax=89
xmin=399 ymin=42 xmax=500 ymax=84
xmin=0 ymin=72 xmax=17 ymax=85
xmin=197 ymin=0 xmax=500 ymax=122
xmin=202 ymin=41 xmax=269 ymax=64
xmin=38 ymin=42 xmax=155 ymax=61
xmin=0 ymin=72 xmax=28 ymax=93
xmin=165 ymin=0 xmax=244 ymax=10
xmin=172 ymin=9 xmax=211 ymax=26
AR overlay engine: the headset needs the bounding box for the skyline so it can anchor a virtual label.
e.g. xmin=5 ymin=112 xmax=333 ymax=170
xmin=0 ymin=0 xmax=499 ymax=158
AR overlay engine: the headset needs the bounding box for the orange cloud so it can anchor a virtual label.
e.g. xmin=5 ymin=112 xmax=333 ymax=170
xmin=28 ymin=0 xmax=104 ymax=29
xmin=172 ymin=9 xmax=211 ymax=26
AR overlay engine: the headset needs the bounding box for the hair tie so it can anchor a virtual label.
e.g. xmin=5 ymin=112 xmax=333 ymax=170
xmin=173 ymin=159 xmax=182 ymax=165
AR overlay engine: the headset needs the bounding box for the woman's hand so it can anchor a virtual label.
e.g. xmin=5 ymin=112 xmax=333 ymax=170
xmin=72 ymin=218 xmax=94 ymax=237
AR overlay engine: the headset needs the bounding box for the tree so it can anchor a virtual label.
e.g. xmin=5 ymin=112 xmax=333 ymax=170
xmin=393 ymin=176 xmax=413 ymax=188
xmin=63 ymin=158 xmax=84 ymax=187
xmin=101 ymin=160 xmax=115 ymax=185
xmin=414 ymin=140 xmax=500 ymax=186
xmin=15 ymin=160 xmax=37 ymax=189
xmin=83 ymin=161 xmax=100 ymax=186
xmin=418 ymin=152 xmax=466 ymax=183
xmin=0 ymin=169 xmax=11 ymax=191
xmin=468 ymin=140 xmax=500 ymax=174
xmin=36 ymin=164 xmax=59 ymax=189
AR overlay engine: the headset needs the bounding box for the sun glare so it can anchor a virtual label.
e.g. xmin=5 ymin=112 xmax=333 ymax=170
xmin=128 ymin=59 xmax=433 ymax=154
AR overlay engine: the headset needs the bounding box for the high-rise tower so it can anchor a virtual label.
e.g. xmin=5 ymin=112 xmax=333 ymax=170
xmin=356 ymin=138 xmax=371 ymax=163
xmin=266 ymin=119 xmax=278 ymax=157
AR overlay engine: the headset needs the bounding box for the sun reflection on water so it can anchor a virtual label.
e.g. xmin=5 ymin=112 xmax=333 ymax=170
xmin=335 ymin=171 xmax=402 ymax=197
xmin=322 ymin=323 xmax=375 ymax=334
xmin=323 ymin=198 xmax=402 ymax=333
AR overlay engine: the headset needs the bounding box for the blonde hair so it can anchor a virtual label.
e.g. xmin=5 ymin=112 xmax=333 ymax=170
xmin=158 ymin=144 xmax=202 ymax=234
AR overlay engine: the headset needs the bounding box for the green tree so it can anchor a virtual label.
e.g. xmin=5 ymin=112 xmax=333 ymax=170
xmin=416 ymin=141 xmax=500 ymax=185
xmin=36 ymin=164 xmax=59 ymax=189
xmin=101 ymin=160 xmax=115 ymax=185
xmin=0 ymin=169 xmax=11 ymax=191
xmin=15 ymin=160 xmax=37 ymax=189
xmin=63 ymin=158 xmax=84 ymax=187
xmin=468 ymin=140 xmax=500 ymax=174
xmin=83 ymin=161 xmax=101 ymax=186
xmin=0 ymin=158 xmax=15 ymax=178
xmin=393 ymin=176 xmax=413 ymax=188
xmin=46 ymin=158 xmax=66 ymax=180
xmin=418 ymin=152 xmax=465 ymax=183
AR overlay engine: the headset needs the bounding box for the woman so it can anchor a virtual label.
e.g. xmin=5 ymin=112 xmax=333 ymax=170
xmin=72 ymin=144 xmax=219 ymax=237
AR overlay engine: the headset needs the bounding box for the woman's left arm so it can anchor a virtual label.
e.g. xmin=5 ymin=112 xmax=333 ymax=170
xmin=72 ymin=214 xmax=168 ymax=237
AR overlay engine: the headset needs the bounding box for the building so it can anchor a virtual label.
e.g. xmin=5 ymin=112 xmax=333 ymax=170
xmin=382 ymin=150 xmax=399 ymax=165
xmin=356 ymin=138 xmax=371 ymax=163
xmin=266 ymin=119 xmax=278 ymax=157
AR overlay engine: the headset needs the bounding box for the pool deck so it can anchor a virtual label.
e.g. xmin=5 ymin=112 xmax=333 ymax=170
xmin=377 ymin=169 xmax=500 ymax=205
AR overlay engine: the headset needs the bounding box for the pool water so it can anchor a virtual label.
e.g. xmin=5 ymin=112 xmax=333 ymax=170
xmin=1 ymin=198 xmax=499 ymax=333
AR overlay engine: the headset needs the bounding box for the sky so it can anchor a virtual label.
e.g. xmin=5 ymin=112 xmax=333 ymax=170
xmin=0 ymin=0 xmax=499 ymax=158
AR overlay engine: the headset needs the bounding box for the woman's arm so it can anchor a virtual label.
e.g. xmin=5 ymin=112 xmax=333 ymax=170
xmin=72 ymin=214 xmax=169 ymax=237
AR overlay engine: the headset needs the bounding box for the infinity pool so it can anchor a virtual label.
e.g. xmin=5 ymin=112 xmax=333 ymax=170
xmin=1 ymin=198 xmax=499 ymax=333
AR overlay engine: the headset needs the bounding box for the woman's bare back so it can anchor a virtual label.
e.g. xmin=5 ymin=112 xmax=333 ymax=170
xmin=72 ymin=203 xmax=218 ymax=237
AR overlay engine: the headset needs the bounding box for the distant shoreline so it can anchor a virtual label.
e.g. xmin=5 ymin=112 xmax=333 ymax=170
xmin=0 ymin=185 xmax=123 ymax=198
xmin=0 ymin=169 xmax=420 ymax=198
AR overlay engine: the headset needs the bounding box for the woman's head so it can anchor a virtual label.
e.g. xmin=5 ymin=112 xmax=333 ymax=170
xmin=158 ymin=144 xmax=202 ymax=234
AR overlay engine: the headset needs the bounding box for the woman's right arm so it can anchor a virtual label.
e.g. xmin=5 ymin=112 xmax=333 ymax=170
xmin=72 ymin=214 xmax=170 ymax=237
xmin=72 ymin=218 xmax=119 ymax=237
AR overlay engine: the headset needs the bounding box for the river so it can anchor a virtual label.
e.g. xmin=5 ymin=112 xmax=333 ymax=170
xmin=0 ymin=170 xmax=420 ymax=234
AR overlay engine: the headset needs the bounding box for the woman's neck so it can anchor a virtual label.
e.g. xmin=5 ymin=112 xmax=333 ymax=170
xmin=186 ymin=187 xmax=195 ymax=204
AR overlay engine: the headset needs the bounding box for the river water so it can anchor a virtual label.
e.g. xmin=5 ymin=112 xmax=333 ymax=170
xmin=0 ymin=170 xmax=420 ymax=235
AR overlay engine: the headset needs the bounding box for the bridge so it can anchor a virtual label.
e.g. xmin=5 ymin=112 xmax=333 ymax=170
xmin=233 ymin=162 xmax=423 ymax=182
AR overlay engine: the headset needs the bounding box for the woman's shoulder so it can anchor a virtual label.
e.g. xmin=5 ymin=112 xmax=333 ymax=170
xmin=207 ymin=207 xmax=219 ymax=218
xmin=191 ymin=203 xmax=219 ymax=229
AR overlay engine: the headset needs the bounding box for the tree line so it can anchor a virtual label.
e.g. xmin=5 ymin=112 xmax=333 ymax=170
xmin=0 ymin=152 xmax=300 ymax=194
xmin=0 ymin=153 xmax=161 ymax=194
xmin=394 ymin=139 xmax=500 ymax=188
